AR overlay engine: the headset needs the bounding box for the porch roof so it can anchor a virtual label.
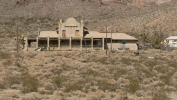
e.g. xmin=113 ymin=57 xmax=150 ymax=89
xmin=84 ymin=31 xmax=138 ymax=40
xmin=39 ymin=31 xmax=59 ymax=38
xmin=166 ymin=36 xmax=177 ymax=40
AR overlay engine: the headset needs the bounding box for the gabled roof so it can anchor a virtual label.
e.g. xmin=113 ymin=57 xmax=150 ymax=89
xmin=85 ymin=31 xmax=138 ymax=40
xmin=166 ymin=36 xmax=177 ymax=40
xmin=39 ymin=31 xmax=59 ymax=38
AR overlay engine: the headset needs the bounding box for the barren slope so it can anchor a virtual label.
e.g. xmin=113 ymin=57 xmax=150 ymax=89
xmin=0 ymin=0 xmax=177 ymax=36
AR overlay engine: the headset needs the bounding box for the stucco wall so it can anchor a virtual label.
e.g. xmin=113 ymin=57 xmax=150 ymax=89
xmin=107 ymin=40 xmax=138 ymax=51
xmin=59 ymin=18 xmax=83 ymax=38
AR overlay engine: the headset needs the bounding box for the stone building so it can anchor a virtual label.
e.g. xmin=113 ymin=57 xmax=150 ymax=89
xmin=24 ymin=17 xmax=138 ymax=51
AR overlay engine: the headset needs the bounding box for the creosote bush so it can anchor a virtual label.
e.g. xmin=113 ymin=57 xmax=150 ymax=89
xmin=152 ymin=89 xmax=169 ymax=100
xmin=53 ymin=76 xmax=66 ymax=88
xmin=0 ymin=81 xmax=6 ymax=89
xmin=64 ymin=82 xmax=83 ymax=92
xmin=96 ymin=57 xmax=107 ymax=64
xmin=51 ymin=68 xmax=63 ymax=75
xmin=113 ymin=68 xmax=127 ymax=80
xmin=83 ymin=68 xmax=99 ymax=77
xmin=3 ymin=59 xmax=12 ymax=66
xmin=120 ymin=57 xmax=137 ymax=65
xmin=126 ymin=78 xmax=140 ymax=93
xmin=98 ymin=80 xmax=117 ymax=92
xmin=21 ymin=73 xmax=39 ymax=93
xmin=5 ymin=75 xmax=21 ymax=87
xmin=0 ymin=51 xmax=10 ymax=59
xmin=144 ymin=60 xmax=158 ymax=70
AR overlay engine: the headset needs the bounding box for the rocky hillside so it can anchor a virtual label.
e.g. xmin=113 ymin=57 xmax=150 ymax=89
xmin=0 ymin=0 xmax=177 ymax=36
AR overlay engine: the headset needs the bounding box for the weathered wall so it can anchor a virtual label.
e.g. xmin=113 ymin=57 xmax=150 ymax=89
xmin=107 ymin=40 xmax=138 ymax=51
xmin=59 ymin=18 xmax=84 ymax=38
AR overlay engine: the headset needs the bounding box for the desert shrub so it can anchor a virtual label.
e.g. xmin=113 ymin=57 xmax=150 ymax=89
xmin=160 ymin=75 xmax=172 ymax=85
xmin=97 ymin=80 xmax=117 ymax=92
xmin=139 ymin=55 xmax=147 ymax=62
xmin=64 ymin=82 xmax=83 ymax=92
xmin=135 ymin=64 xmax=155 ymax=78
xmin=0 ymin=51 xmax=10 ymax=59
xmin=83 ymin=68 xmax=99 ymax=77
xmin=16 ymin=61 xmax=21 ymax=67
xmin=21 ymin=73 xmax=39 ymax=93
xmin=3 ymin=59 xmax=12 ymax=66
xmin=120 ymin=92 xmax=128 ymax=100
xmin=109 ymin=58 xmax=118 ymax=64
xmin=50 ymin=58 xmax=55 ymax=62
xmin=153 ymin=65 xmax=167 ymax=74
xmin=63 ymin=53 xmax=71 ymax=58
xmin=113 ymin=68 xmax=127 ymax=80
xmin=4 ymin=21 xmax=14 ymax=26
xmin=143 ymin=69 xmax=155 ymax=78
xmin=120 ymin=57 xmax=136 ymax=65
xmin=27 ymin=53 xmax=37 ymax=58
xmin=0 ymin=81 xmax=6 ymax=89
xmin=126 ymin=78 xmax=140 ymax=93
xmin=51 ymin=68 xmax=63 ymax=75
xmin=60 ymin=63 xmax=71 ymax=71
xmin=96 ymin=57 xmax=107 ymax=64
xmin=45 ymin=84 xmax=54 ymax=91
xmin=168 ymin=61 xmax=176 ymax=69
xmin=24 ymin=18 xmax=36 ymax=25
xmin=5 ymin=75 xmax=21 ymax=87
xmin=143 ymin=60 xmax=158 ymax=70
xmin=53 ymin=76 xmax=66 ymax=88
xmin=152 ymin=89 xmax=169 ymax=100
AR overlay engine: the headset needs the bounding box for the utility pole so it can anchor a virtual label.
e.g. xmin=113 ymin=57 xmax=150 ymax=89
xmin=106 ymin=17 xmax=108 ymax=55
xmin=111 ymin=29 xmax=112 ymax=52
xmin=159 ymin=26 xmax=162 ymax=53
xmin=107 ymin=23 xmax=113 ymax=52
xmin=16 ymin=26 xmax=19 ymax=53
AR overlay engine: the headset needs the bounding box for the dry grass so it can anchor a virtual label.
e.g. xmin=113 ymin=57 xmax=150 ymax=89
xmin=0 ymin=49 xmax=176 ymax=99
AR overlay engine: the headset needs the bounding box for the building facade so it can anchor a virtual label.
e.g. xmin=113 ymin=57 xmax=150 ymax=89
xmin=24 ymin=17 xmax=138 ymax=51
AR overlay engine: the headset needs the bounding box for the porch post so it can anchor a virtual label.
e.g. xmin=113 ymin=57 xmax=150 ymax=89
xmin=91 ymin=37 xmax=93 ymax=51
xmin=80 ymin=37 xmax=82 ymax=51
xmin=58 ymin=37 xmax=60 ymax=50
xmin=69 ymin=37 xmax=72 ymax=50
xmin=24 ymin=37 xmax=28 ymax=51
xmin=102 ymin=37 xmax=104 ymax=50
xmin=36 ymin=37 xmax=38 ymax=48
xmin=47 ymin=36 xmax=49 ymax=50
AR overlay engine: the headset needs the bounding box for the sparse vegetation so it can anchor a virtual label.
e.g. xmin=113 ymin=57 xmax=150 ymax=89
xmin=0 ymin=81 xmax=6 ymax=89
xmin=21 ymin=73 xmax=39 ymax=93
xmin=0 ymin=51 xmax=10 ymax=59
xmin=0 ymin=50 xmax=176 ymax=99
xmin=5 ymin=75 xmax=21 ymax=87
xmin=98 ymin=80 xmax=117 ymax=92
xmin=0 ymin=0 xmax=177 ymax=99
xmin=64 ymin=82 xmax=83 ymax=92
xmin=53 ymin=76 xmax=66 ymax=88
xmin=126 ymin=78 xmax=140 ymax=93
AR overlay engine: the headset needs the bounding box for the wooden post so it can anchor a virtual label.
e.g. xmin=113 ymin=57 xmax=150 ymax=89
xmin=102 ymin=37 xmax=104 ymax=50
xmin=47 ymin=37 xmax=49 ymax=50
xmin=91 ymin=37 xmax=93 ymax=51
xmin=36 ymin=37 xmax=38 ymax=48
xmin=69 ymin=37 xmax=72 ymax=50
xmin=80 ymin=37 xmax=83 ymax=51
xmin=58 ymin=37 xmax=60 ymax=50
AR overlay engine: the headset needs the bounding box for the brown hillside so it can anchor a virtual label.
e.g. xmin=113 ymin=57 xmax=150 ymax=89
xmin=0 ymin=0 xmax=177 ymax=36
